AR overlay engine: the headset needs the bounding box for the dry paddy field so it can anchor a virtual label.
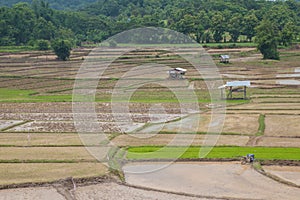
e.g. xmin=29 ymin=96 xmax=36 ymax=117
xmin=0 ymin=47 xmax=300 ymax=199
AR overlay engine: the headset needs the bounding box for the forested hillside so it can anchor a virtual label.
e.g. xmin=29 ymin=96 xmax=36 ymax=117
xmin=0 ymin=0 xmax=97 ymax=10
xmin=0 ymin=0 xmax=299 ymax=50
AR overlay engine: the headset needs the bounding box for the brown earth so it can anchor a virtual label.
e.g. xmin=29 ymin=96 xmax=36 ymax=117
xmin=112 ymin=134 xmax=250 ymax=147
xmin=265 ymin=115 xmax=300 ymax=137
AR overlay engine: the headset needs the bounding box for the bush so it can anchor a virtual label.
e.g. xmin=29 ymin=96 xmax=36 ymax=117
xmin=36 ymin=40 xmax=50 ymax=50
xmin=52 ymin=40 xmax=72 ymax=61
xmin=109 ymin=40 xmax=117 ymax=47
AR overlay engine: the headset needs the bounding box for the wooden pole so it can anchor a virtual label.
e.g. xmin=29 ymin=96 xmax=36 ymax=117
xmin=221 ymin=88 xmax=224 ymax=99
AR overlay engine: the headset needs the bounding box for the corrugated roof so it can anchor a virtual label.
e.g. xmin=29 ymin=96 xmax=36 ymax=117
xmin=218 ymin=81 xmax=251 ymax=89
xmin=220 ymin=55 xmax=230 ymax=59
xmin=175 ymin=68 xmax=187 ymax=72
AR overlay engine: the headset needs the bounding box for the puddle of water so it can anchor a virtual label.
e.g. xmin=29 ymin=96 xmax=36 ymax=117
xmin=277 ymin=80 xmax=300 ymax=85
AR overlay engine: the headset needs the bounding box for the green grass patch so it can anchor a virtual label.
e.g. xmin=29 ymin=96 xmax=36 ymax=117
xmin=256 ymin=114 xmax=265 ymax=136
xmin=127 ymin=146 xmax=300 ymax=161
xmin=0 ymin=88 xmax=72 ymax=102
xmin=0 ymin=46 xmax=37 ymax=53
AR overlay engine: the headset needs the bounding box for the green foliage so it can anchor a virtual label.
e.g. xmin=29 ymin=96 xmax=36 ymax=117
xmin=255 ymin=19 xmax=280 ymax=60
xmin=52 ymin=39 xmax=72 ymax=61
xmin=0 ymin=0 xmax=98 ymax=10
xmin=228 ymin=13 xmax=243 ymax=42
xmin=0 ymin=0 xmax=299 ymax=47
xmin=257 ymin=114 xmax=265 ymax=136
xmin=0 ymin=88 xmax=72 ymax=102
xmin=36 ymin=39 xmax=50 ymax=50
xmin=211 ymin=12 xmax=225 ymax=43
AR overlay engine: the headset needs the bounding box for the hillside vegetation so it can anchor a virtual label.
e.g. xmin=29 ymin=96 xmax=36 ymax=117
xmin=0 ymin=0 xmax=97 ymax=10
xmin=0 ymin=0 xmax=299 ymax=50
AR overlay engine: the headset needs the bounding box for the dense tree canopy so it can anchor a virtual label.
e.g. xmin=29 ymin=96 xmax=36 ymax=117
xmin=0 ymin=0 xmax=299 ymax=49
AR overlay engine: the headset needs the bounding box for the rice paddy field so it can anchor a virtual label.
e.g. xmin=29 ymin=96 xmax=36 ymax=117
xmin=0 ymin=45 xmax=300 ymax=199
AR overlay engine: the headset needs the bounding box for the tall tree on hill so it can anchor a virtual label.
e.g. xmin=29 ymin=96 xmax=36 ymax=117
xmin=11 ymin=3 xmax=36 ymax=45
xmin=255 ymin=19 xmax=279 ymax=60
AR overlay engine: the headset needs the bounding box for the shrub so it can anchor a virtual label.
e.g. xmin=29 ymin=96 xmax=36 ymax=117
xmin=52 ymin=39 xmax=72 ymax=61
xmin=36 ymin=40 xmax=50 ymax=50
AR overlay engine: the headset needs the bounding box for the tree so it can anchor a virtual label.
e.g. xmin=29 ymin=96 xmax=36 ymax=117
xmin=242 ymin=11 xmax=259 ymax=42
xmin=211 ymin=12 xmax=225 ymax=43
xmin=33 ymin=17 xmax=56 ymax=40
xmin=255 ymin=19 xmax=279 ymax=60
xmin=173 ymin=14 xmax=196 ymax=36
xmin=281 ymin=21 xmax=297 ymax=46
xmin=52 ymin=39 xmax=71 ymax=61
xmin=265 ymin=4 xmax=298 ymax=46
xmin=11 ymin=3 xmax=36 ymax=45
xmin=228 ymin=13 xmax=243 ymax=42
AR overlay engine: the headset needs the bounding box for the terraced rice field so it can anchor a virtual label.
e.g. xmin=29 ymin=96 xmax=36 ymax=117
xmin=0 ymin=47 xmax=300 ymax=199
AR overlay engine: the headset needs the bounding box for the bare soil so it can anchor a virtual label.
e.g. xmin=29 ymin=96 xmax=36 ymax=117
xmin=256 ymin=136 xmax=300 ymax=148
xmin=123 ymin=162 xmax=300 ymax=200
xmin=0 ymin=147 xmax=95 ymax=161
xmin=0 ymin=187 xmax=65 ymax=200
xmin=112 ymin=134 xmax=249 ymax=147
xmin=0 ymin=133 xmax=84 ymax=146
xmin=0 ymin=182 xmax=212 ymax=200
xmin=265 ymin=115 xmax=300 ymax=137
xmin=263 ymin=165 xmax=300 ymax=186
xmin=0 ymin=163 xmax=107 ymax=185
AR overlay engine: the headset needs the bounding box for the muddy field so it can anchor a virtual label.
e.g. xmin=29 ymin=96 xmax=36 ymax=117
xmin=263 ymin=165 xmax=300 ymax=186
xmin=123 ymin=162 xmax=300 ymax=200
xmin=0 ymin=182 xmax=212 ymax=200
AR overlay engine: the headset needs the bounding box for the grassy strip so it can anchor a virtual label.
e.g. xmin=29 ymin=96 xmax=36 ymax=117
xmin=108 ymin=147 xmax=126 ymax=181
xmin=156 ymin=131 xmax=242 ymax=136
xmin=0 ymin=46 xmax=37 ymax=53
xmin=0 ymin=88 xmax=248 ymax=104
xmin=127 ymin=146 xmax=300 ymax=161
xmin=0 ymin=88 xmax=72 ymax=102
xmin=256 ymin=114 xmax=265 ymax=136
xmin=202 ymin=42 xmax=256 ymax=48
